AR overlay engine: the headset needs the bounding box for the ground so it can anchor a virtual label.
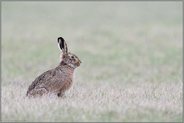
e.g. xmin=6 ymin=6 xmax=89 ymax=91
xmin=2 ymin=1 xmax=183 ymax=122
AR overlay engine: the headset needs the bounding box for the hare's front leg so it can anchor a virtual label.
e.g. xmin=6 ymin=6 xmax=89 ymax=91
xmin=57 ymin=92 xmax=65 ymax=97
xmin=57 ymin=89 xmax=66 ymax=98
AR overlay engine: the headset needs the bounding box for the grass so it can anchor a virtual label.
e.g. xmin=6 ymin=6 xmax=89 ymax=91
xmin=2 ymin=1 xmax=183 ymax=122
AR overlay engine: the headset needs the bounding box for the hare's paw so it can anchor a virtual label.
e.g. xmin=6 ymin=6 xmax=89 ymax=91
xmin=57 ymin=92 xmax=66 ymax=98
xmin=27 ymin=87 xmax=48 ymax=97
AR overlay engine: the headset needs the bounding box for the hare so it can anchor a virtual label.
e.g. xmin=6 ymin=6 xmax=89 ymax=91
xmin=26 ymin=37 xmax=81 ymax=97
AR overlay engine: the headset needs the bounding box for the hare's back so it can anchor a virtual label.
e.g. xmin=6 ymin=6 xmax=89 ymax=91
xmin=27 ymin=69 xmax=56 ymax=93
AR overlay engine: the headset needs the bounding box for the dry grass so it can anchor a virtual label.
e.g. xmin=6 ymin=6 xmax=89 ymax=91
xmin=2 ymin=82 xmax=182 ymax=122
xmin=2 ymin=1 xmax=183 ymax=122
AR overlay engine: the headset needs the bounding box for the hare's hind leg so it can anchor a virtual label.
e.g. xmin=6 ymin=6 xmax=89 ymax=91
xmin=27 ymin=87 xmax=48 ymax=97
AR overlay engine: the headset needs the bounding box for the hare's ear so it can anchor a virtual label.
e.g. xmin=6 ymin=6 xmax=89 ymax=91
xmin=58 ymin=37 xmax=68 ymax=54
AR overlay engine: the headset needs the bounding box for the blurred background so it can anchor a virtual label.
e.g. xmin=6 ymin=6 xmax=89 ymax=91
xmin=2 ymin=1 xmax=182 ymax=122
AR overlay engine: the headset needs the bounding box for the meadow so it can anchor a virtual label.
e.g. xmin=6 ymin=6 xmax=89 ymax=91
xmin=2 ymin=1 xmax=183 ymax=122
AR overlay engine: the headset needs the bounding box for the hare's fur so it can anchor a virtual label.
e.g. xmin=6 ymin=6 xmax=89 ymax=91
xmin=26 ymin=37 xmax=81 ymax=97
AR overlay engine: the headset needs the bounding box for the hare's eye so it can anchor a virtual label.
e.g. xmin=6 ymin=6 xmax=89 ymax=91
xmin=71 ymin=56 xmax=74 ymax=59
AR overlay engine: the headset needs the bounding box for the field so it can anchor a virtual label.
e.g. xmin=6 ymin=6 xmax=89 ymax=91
xmin=1 ymin=1 xmax=183 ymax=122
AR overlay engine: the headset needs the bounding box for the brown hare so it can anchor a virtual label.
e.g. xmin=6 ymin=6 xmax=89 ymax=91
xmin=26 ymin=37 xmax=81 ymax=97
